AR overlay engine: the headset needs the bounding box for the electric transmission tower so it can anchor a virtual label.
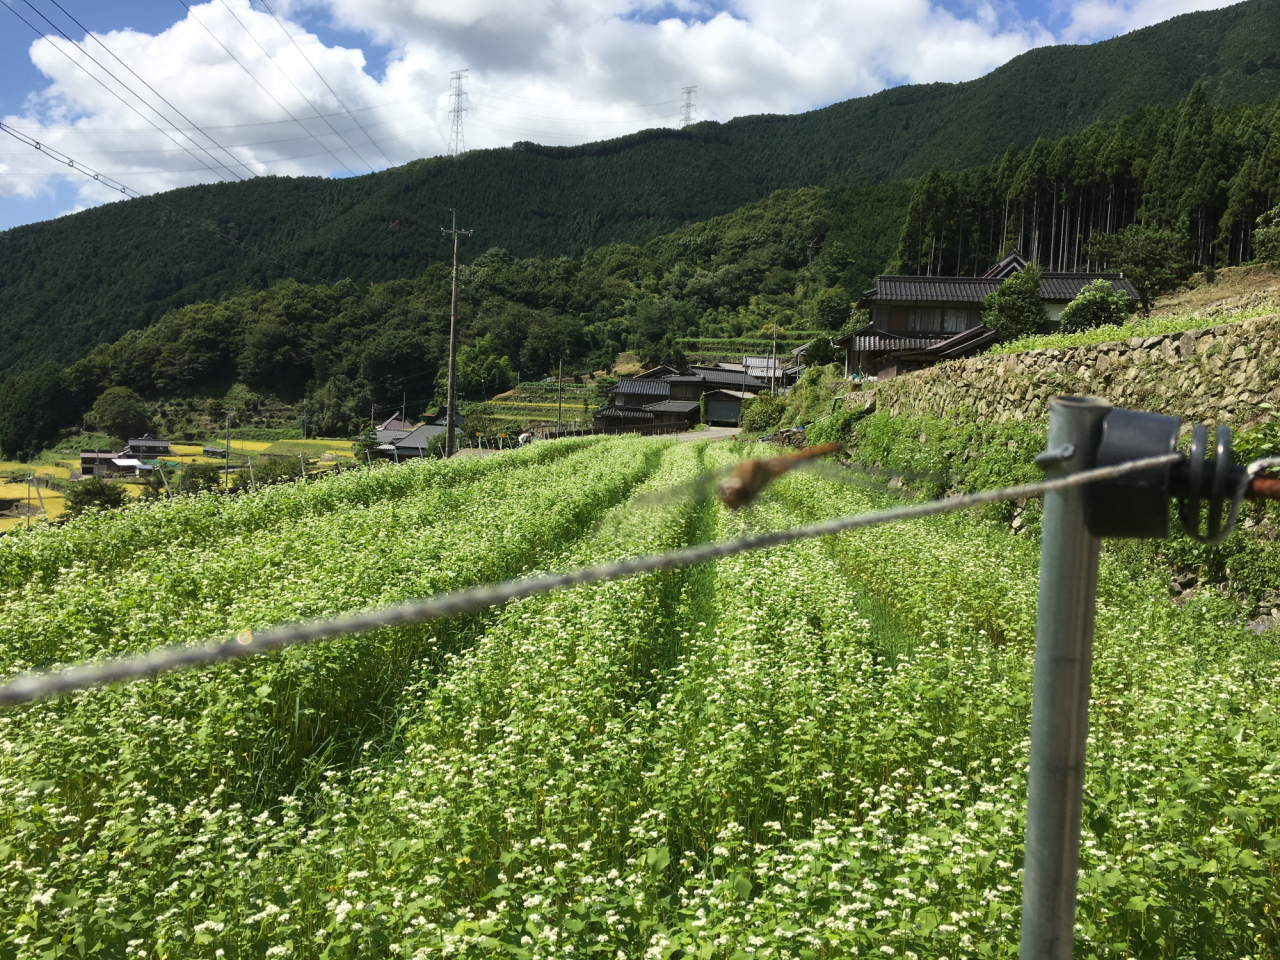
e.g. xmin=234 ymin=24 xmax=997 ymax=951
xmin=449 ymin=69 xmax=469 ymax=156
xmin=680 ymin=85 xmax=697 ymax=126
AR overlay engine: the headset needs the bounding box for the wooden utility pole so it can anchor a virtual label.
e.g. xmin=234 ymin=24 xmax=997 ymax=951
xmin=556 ymin=359 xmax=563 ymax=439
xmin=225 ymin=415 xmax=231 ymax=494
xmin=770 ymin=321 xmax=779 ymax=395
xmin=441 ymin=210 xmax=473 ymax=457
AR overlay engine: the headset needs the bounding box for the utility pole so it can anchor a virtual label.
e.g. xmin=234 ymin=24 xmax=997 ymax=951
xmin=738 ymin=354 xmax=747 ymax=427
xmin=680 ymin=85 xmax=697 ymax=127
xmin=441 ymin=209 xmax=473 ymax=457
xmin=555 ymin=359 xmax=564 ymax=439
xmin=225 ymin=415 xmax=231 ymax=494
xmin=448 ymin=69 xmax=469 ymax=157
xmin=770 ymin=321 xmax=780 ymax=395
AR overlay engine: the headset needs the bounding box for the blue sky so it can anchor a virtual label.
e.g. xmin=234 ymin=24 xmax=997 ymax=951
xmin=0 ymin=0 xmax=1239 ymax=231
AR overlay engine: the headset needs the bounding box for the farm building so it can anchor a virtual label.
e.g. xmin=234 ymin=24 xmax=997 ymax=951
xmin=79 ymin=451 xmax=118 ymax=476
xmin=702 ymin=389 xmax=753 ymax=426
xmin=593 ymin=367 xmax=769 ymax=433
xmin=123 ymin=434 xmax=171 ymax=457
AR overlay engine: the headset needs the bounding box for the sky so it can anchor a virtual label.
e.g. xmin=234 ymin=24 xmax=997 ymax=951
xmin=0 ymin=0 xmax=1243 ymax=231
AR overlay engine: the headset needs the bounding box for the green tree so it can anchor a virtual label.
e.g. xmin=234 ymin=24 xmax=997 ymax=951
xmin=810 ymin=288 xmax=851 ymax=329
xmin=179 ymin=463 xmax=225 ymax=495
xmin=1059 ymin=279 xmax=1134 ymax=332
xmin=90 ymin=386 xmax=150 ymax=443
xmin=804 ymin=337 xmax=836 ymax=367
xmin=639 ymin=335 xmax=687 ymax=371
xmin=65 ymin=477 xmax=128 ymax=517
xmin=982 ymin=264 xmax=1048 ymax=341
xmin=1086 ymin=225 xmax=1192 ymax=314
xmin=1252 ymin=206 xmax=1280 ymax=262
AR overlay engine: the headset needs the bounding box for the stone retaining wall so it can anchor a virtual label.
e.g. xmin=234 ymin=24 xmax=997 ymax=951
xmin=874 ymin=315 xmax=1280 ymax=427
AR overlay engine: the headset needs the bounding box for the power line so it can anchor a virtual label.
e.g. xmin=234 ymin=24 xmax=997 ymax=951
xmin=0 ymin=0 xmax=240 ymax=182
xmin=0 ymin=121 xmax=454 ymax=326
xmin=449 ymin=69 xmax=468 ymax=157
xmin=256 ymin=0 xmax=393 ymax=169
xmin=209 ymin=0 xmax=375 ymax=173
xmin=0 ymin=451 xmax=1213 ymax=709
xmin=174 ymin=0 xmax=360 ymax=178
xmin=38 ymin=0 xmax=249 ymax=180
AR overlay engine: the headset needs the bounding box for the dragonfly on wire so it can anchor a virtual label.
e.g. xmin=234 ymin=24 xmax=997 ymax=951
xmin=605 ymin=443 xmax=919 ymax=532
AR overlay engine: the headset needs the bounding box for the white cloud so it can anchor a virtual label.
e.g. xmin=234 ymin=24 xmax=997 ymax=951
xmin=0 ymin=0 xmax=1232 ymax=220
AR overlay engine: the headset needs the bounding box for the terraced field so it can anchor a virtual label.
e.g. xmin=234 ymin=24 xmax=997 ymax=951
xmin=0 ymin=438 xmax=1276 ymax=959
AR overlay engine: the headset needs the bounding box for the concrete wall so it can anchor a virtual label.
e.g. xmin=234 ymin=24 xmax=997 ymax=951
xmin=875 ymin=315 xmax=1280 ymax=428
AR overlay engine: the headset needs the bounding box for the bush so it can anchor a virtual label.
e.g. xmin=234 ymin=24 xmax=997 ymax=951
xmin=180 ymin=462 xmax=226 ymax=494
xmin=982 ymin=263 xmax=1048 ymax=341
xmin=741 ymin=393 xmax=785 ymax=432
xmin=1059 ymin=279 xmax=1133 ymax=332
xmin=65 ymin=477 xmax=128 ymax=517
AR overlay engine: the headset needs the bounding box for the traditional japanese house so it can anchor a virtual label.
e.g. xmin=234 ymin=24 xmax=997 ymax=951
xmin=123 ymin=434 xmax=171 ymax=457
xmin=838 ymin=253 xmax=1139 ymax=378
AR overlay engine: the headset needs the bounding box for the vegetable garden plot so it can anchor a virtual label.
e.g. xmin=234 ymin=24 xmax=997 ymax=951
xmin=0 ymin=441 xmax=1277 ymax=959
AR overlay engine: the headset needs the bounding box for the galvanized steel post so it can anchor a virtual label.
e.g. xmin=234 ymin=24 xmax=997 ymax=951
xmin=1019 ymin=396 xmax=1109 ymax=960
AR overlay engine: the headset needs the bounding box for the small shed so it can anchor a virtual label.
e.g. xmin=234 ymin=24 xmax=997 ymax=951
xmin=703 ymin=389 xmax=753 ymax=426
xmin=110 ymin=458 xmax=151 ymax=477
xmin=642 ymin=399 xmax=701 ymax=427
xmin=593 ymin=407 xmax=656 ymax=431
xmin=80 ymin=450 xmax=117 ymax=476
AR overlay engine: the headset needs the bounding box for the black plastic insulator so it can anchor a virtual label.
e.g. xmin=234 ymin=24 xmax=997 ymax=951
xmin=1173 ymin=424 xmax=1246 ymax=542
xmin=1086 ymin=408 xmax=1182 ymax=538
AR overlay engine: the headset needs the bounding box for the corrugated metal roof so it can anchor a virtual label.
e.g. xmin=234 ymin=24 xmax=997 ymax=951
xmin=703 ymin=389 xmax=753 ymax=400
xmin=686 ymin=367 xmax=767 ymax=389
xmin=613 ymin=378 xmax=671 ymax=397
xmin=644 ymin=400 xmax=701 ymax=413
xmin=595 ymin=407 xmax=655 ymax=422
xmin=860 ymin=272 xmax=1139 ymax=305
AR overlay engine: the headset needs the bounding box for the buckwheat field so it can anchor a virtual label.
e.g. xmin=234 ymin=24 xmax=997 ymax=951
xmin=0 ymin=437 xmax=1276 ymax=959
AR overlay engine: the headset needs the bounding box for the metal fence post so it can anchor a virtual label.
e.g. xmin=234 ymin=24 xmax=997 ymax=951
xmin=1020 ymin=396 xmax=1109 ymax=960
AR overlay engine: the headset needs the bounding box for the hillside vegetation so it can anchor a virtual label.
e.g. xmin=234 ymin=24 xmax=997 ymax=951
xmin=6 ymin=0 xmax=1280 ymax=378
xmin=0 ymin=186 xmax=902 ymax=457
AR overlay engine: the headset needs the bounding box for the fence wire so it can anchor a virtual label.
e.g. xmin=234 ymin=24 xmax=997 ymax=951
xmin=0 ymin=452 xmax=1193 ymax=708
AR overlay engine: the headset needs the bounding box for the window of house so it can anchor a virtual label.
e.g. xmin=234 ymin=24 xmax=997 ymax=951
xmin=942 ymin=308 xmax=974 ymax=333
xmin=907 ymin=307 xmax=942 ymax=332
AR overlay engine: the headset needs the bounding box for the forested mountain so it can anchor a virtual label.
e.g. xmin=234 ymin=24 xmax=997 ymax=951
xmin=5 ymin=0 xmax=1280 ymax=381
xmin=0 ymin=185 xmax=900 ymax=456
xmin=890 ymin=85 xmax=1280 ymax=280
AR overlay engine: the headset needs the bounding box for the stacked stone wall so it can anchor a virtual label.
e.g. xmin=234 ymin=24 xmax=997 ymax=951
xmin=874 ymin=315 xmax=1280 ymax=427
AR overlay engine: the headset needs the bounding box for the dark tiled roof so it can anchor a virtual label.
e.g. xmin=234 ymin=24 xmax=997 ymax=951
xmin=644 ymin=400 xmax=701 ymax=414
xmin=1040 ymin=274 xmax=1139 ymax=301
xmin=634 ymin=365 xmax=678 ymax=380
xmin=857 ymin=272 xmax=1139 ymax=306
xmin=613 ymin=378 xmax=671 ymax=397
xmin=835 ymin=330 xmax=949 ymax=352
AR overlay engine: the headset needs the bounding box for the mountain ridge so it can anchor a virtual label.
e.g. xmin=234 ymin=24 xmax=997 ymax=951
xmin=5 ymin=0 xmax=1280 ymax=380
